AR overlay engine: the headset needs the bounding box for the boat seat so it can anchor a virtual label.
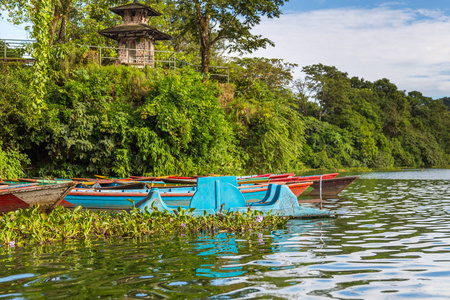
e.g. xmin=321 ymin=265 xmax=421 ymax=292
xmin=249 ymin=184 xmax=282 ymax=207
xmin=189 ymin=176 xmax=247 ymax=211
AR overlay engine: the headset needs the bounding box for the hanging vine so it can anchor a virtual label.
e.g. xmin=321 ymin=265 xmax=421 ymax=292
xmin=28 ymin=0 xmax=52 ymax=110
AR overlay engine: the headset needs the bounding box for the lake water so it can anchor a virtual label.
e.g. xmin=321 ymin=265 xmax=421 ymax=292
xmin=1 ymin=169 xmax=449 ymax=299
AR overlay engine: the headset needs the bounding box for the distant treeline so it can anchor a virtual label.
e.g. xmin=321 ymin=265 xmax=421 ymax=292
xmin=0 ymin=58 xmax=449 ymax=178
xmin=439 ymin=97 xmax=450 ymax=109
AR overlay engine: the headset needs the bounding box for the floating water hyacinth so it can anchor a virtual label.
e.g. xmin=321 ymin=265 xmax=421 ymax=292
xmin=0 ymin=205 xmax=288 ymax=247
xmin=257 ymin=233 xmax=264 ymax=245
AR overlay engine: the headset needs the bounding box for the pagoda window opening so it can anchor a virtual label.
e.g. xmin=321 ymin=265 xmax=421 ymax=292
xmin=127 ymin=40 xmax=136 ymax=63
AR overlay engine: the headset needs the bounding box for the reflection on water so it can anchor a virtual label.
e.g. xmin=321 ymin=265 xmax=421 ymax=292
xmin=357 ymin=168 xmax=450 ymax=180
xmin=0 ymin=169 xmax=449 ymax=299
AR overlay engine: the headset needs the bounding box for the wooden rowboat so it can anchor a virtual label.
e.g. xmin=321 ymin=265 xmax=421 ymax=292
xmin=17 ymin=178 xmax=73 ymax=184
xmin=129 ymin=176 xmax=162 ymax=181
xmin=160 ymin=177 xmax=271 ymax=185
xmin=279 ymin=181 xmax=314 ymax=197
xmin=94 ymin=182 xmax=152 ymax=190
xmin=303 ymin=176 xmax=359 ymax=196
xmin=0 ymin=181 xmax=77 ymax=214
xmin=160 ymin=177 xmax=197 ymax=184
xmin=268 ymin=173 xmax=295 ymax=179
xmin=269 ymin=173 xmax=339 ymax=183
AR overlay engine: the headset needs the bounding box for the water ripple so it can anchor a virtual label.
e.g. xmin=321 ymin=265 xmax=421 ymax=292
xmin=1 ymin=171 xmax=450 ymax=298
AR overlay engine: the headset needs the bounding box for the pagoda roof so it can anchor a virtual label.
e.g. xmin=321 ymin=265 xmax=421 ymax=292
xmin=99 ymin=23 xmax=172 ymax=40
xmin=110 ymin=2 xmax=162 ymax=17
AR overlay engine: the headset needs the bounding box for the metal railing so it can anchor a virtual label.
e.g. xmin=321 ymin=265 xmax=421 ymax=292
xmin=82 ymin=44 xmax=177 ymax=68
xmin=0 ymin=39 xmax=229 ymax=82
xmin=172 ymin=58 xmax=230 ymax=83
xmin=0 ymin=39 xmax=34 ymax=62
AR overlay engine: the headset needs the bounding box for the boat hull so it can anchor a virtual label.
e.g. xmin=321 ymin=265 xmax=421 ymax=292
xmin=269 ymin=173 xmax=339 ymax=183
xmin=306 ymin=176 xmax=359 ymax=196
xmin=284 ymin=182 xmax=314 ymax=197
xmin=0 ymin=182 xmax=77 ymax=214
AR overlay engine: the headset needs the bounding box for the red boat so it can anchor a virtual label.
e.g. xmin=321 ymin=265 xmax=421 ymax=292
xmin=269 ymin=173 xmax=339 ymax=183
xmin=284 ymin=182 xmax=313 ymax=197
xmin=269 ymin=173 xmax=295 ymax=179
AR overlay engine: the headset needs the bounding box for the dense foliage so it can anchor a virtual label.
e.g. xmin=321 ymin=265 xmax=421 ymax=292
xmin=227 ymin=58 xmax=304 ymax=172
xmin=1 ymin=64 xmax=243 ymax=178
xmin=0 ymin=59 xmax=449 ymax=178
xmin=298 ymin=65 xmax=449 ymax=169
xmin=0 ymin=142 xmax=29 ymax=179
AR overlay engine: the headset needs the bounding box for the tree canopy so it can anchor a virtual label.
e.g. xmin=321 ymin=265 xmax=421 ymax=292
xmin=168 ymin=0 xmax=288 ymax=72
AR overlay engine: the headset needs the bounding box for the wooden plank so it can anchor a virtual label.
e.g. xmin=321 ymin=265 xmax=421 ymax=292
xmin=298 ymin=199 xmax=322 ymax=204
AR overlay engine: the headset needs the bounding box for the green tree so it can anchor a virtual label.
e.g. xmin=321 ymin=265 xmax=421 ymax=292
xmin=300 ymin=117 xmax=355 ymax=169
xmin=407 ymin=91 xmax=450 ymax=163
xmin=0 ymin=0 xmax=73 ymax=46
xmin=371 ymin=78 xmax=410 ymax=138
xmin=292 ymin=78 xmax=319 ymax=117
xmin=228 ymin=57 xmax=304 ymax=172
xmin=439 ymin=96 xmax=450 ymax=109
xmin=30 ymin=0 xmax=53 ymax=109
xmin=1 ymin=0 xmax=54 ymax=108
xmin=231 ymin=57 xmax=297 ymax=96
xmin=0 ymin=142 xmax=30 ymax=179
xmin=173 ymin=0 xmax=288 ymax=73
xmin=303 ymin=64 xmax=352 ymax=121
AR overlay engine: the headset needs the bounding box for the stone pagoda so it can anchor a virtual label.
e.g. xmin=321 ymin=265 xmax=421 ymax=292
xmin=98 ymin=0 xmax=172 ymax=66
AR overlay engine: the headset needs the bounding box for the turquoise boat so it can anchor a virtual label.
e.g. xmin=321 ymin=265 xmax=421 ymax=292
xmin=136 ymin=176 xmax=334 ymax=218
xmin=62 ymin=183 xmax=271 ymax=211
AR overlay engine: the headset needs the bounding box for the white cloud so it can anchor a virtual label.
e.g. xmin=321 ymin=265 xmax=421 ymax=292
xmin=249 ymin=7 xmax=450 ymax=98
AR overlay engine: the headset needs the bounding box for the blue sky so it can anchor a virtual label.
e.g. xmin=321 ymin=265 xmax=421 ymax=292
xmin=250 ymin=0 xmax=450 ymax=98
xmin=283 ymin=0 xmax=450 ymax=12
xmin=1 ymin=1 xmax=450 ymax=98
xmin=0 ymin=16 xmax=30 ymax=39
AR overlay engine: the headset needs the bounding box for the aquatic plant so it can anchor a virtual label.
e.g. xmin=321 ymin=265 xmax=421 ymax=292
xmin=0 ymin=206 xmax=288 ymax=247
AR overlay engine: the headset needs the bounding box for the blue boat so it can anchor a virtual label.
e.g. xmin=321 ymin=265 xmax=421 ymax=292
xmin=136 ymin=176 xmax=334 ymax=218
xmin=62 ymin=182 xmax=271 ymax=211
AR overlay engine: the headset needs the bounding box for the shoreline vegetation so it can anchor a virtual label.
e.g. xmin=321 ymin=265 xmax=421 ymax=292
xmin=0 ymin=63 xmax=449 ymax=180
xmin=0 ymin=205 xmax=288 ymax=248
